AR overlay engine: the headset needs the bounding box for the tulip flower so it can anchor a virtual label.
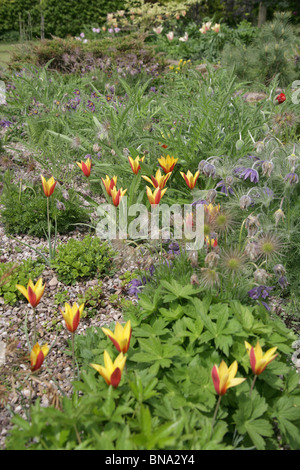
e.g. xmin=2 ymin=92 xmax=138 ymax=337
xmin=180 ymin=170 xmax=200 ymax=190
xmin=30 ymin=342 xmax=49 ymax=372
xmin=128 ymin=155 xmax=145 ymax=175
xmin=111 ymin=186 xmax=127 ymax=207
xmin=275 ymin=93 xmax=286 ymax=104
xmin=142 ymin=169 xmax=171 ymax=189
xmin=245 ymin=341 xmax=278 ymax=376
xmin=90 ymin=350 xmax=126 ymax=387
xmin=77 ymin=156 xmax=92 ymax=177
xmin=102 ymin=175 xmax=117 ymax=197
xmin=153 ymin=26 xmax=163 ymax=34
xmin=102 ymin=320 xmax=132 ymax=353
xmin=166 ymin=31 xmax=174 ymax=41
xmin=41 ymin=175 xmax=57 ymax=197
xmin=205 ymin=235 xmax=218 ymax=248
xmin=146 ymin=186 xmax=167 ymax=206
xmin=16 ymin=278 xmax=45 ymax=308
xmin=158 ymin=155 xmax=178 ymax=174
xmin=211 ymin=23 xmax=220 ymax=32
xmin=212 ymin=360 xmax=246 ymax=396
xmin=179 ymin=32 xmax=188 ymax=42
xmin=59 ymin=302 xmax=84 ymax=333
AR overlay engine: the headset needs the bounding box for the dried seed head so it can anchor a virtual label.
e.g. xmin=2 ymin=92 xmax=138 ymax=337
xmin=239 ymin=195 xmax=252 ymax=210
xmin=253 ymin=268 xmax=269 ymax=284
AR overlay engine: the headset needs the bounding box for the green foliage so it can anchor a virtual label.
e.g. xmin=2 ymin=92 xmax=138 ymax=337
xmin=51 ymin=235 xmax=116 ymax=285
xmin=0 ymin=172 xmax=91 ymax=238
xmin=0 ymin=259 xmax=45 ymax=305
xmin=77 ymin=282 xmax=104 ymax=317
xmin=221 ymin=12 xmax=299 ymax=86
xmin=0 ymin=0 xmax=125 ymax=39
xmin=5 ymin=278 xmax=300 ymax=449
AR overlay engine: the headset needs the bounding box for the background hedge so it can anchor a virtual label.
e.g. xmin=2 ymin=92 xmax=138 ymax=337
xmin=0 ymin=0 xmax=125 ymax=40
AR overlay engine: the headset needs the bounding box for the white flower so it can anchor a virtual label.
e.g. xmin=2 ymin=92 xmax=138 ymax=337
xmin=179 ymin=32 xmax=188 ymax=42
xmin=166 ymin=31 xmax=174 ymax=41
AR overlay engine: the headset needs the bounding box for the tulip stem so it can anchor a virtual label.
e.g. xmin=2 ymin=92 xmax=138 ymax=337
xmin=250 ymin=375 xmax=257 ymax=395
xmin=33 ymin=307 xmax=37 ymax=344
xmin=72 ymin=332 xmax=75 ymax=379
xmin=211 ymin=395 xmax=222 ymax=431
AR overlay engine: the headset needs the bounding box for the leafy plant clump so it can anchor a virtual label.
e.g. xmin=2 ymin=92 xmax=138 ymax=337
xmin=51 ymin=235 xmax=116 ymax=285
xmin=0 ymin=174 xmax=91 ymax=238
xmin=5 ymin=272 xmax=300 ymax=450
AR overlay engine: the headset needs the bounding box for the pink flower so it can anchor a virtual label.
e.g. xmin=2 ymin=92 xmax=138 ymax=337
xmin=179 ymin=32 xmax=188 ymax=42
xmin=166 ymin=31 xmax=174 ymax=41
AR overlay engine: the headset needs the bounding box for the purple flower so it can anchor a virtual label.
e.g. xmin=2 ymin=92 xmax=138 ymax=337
xmin=168 ymin=241 xmax=180 ymax=255
xmin=284 ymin=173 xmax=299 ymax=185
xmin=215 ymin=180 xmax=234 ymax=196
xmin=278 ymin=276 xmax=288 ymax=289
xmin=87 ymin=100 xmax=95 ymax=112
xmin=236 ymin=167 xmax=259 ymax=183
xmin=114 ymin=28 xmax=121 ymax=33
xmin=128 ymin=279 xmax=143 ymax=297
xmin=248 ymin=285 xmax=274 ymax=300
xmin=0 ymin=119 xmax=12 ymax=128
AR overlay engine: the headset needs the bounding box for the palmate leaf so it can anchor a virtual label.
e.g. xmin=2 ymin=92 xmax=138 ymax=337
xmin=271 ymin=396 xmax=300 ymax=449
xmin=161 ymin=279 xmax=201 ymax=302
xmin=233 ymin=391 xmax=273 ymax=450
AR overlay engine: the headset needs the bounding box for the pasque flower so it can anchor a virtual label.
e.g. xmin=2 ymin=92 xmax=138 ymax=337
xmin=142 ymin=169 xmax=171 ymax=189
xmin=90 ymin=350 xmax=126 ymax=387
xmin=30 ymin=342 xmax=49 ymax=372
xmin=111 ymin=186 xmax=127 ymax=207
xmin=180 ymin=170 xmax=200 ymax=189
xmin=102 ymin=320 xmax=132 ymax=353
xmin=245 ymin=341 xmax=278 ymax=375
xmin=128 ymin=155 xmax=145 ymax=175
xmin=102 ymin=175 xmax=117 ymax=196
xmin=41 ymin=175 xmax=57 ymax=197
xmin=16 ymin=278 xmax=45 ymax=308
xmin=59 ymin=302 xmax=84 ymax=333
xmin=77 ymin=156 xmax=92 ymax=177
xmin=158 ymin=155 xmax=178 ymax=173
xmin=212 ymin=360 xmax=246 ymax=396
xmin=146 ymin=186 xmax=167 ymax=206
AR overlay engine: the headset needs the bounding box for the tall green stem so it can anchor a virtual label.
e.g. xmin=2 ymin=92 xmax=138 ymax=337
xmin=211 ymin=395 xmax=222 ymax=432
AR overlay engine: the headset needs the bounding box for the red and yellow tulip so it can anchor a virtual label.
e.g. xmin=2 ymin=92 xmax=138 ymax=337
xmin=90 ymin=350 xmax=126 ymax=388
xmin=16 ymin=278 xmax=45 ymax=308
xmin=41 ymin=175 xmax=57 ymax=198
xmin=205 ymin=235 xmax=218 ymax=248
xmin=180 ymin=170 xmax=200 ymax=190
xmin=142 ymin=169 xmax=171 ymax=190
xmin=245 ymin=341 xmax=278 ymax=376
xmin=30 ymin=342 xmax=49 ymax=372
xmin=59 ymin=302 xmax=84 ymax=333
xmin=158 ymin=155 xmax=178 ymax=174
xmin=102 ymin=320 xmax=132 ymax=353
xmin=212 ymin=360 xmax=246 ymax=396
xmin=77 ymin=157 xmax=92 ymax=177
xmin=128 ymin=155 xmax=145 ymax=175
xmin=146 ymin=186 xmax=167 ymax=206
xmin=111 ymin=186 xmax=127 ymax=207
xmin=102 ymin=175 xmax=117 ymax=197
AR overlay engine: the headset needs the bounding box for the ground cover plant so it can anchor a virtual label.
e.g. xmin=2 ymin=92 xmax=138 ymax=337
xmin=0 ymin=0 xmax=300 ymax=452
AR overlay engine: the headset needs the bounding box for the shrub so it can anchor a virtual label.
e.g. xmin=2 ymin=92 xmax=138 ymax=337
xmin=0 ymin=173 xmax=91 ymax=238
xmin=51 ymin=235 xmax=116 ymax=285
